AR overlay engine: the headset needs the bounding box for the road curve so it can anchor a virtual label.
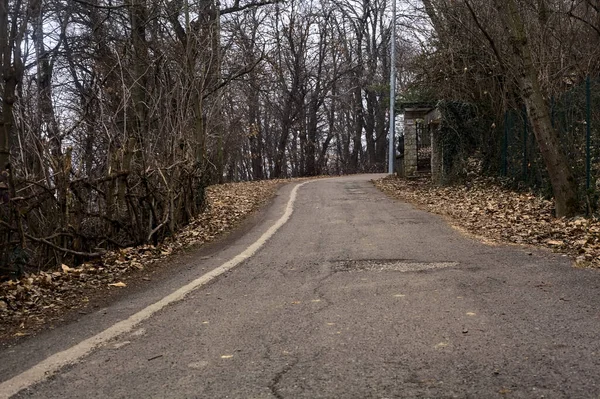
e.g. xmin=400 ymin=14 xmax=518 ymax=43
xmin=2 ymin=174 xmax=600 ymax=398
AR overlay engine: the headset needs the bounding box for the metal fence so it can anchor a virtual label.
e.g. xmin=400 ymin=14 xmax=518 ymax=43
xmin=500 ymin=76 xmax=600 ymax=210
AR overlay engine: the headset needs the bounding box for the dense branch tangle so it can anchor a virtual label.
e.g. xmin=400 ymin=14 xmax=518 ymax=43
xmin=0 ymin=0 xmax=414 ymax=274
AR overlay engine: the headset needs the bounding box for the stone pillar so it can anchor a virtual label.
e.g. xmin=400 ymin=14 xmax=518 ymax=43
xmin=403 ymin=118 xmax=418 ymax=177
xmin=395 ymin=156 xmax=405 ymax=176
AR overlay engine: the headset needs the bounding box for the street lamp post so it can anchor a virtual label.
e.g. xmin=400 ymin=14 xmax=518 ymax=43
xmin=388 ymin=0 xmax=396 ymax=175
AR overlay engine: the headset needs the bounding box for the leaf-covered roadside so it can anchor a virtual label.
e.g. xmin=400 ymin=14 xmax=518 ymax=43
xmin=374 ymin=176 xmax=600 ymax=268
xmin=0 ymin=179 xmax=290 ymax=340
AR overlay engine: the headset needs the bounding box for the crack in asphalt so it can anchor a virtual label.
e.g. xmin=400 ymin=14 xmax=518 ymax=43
xmin=268 ymin=358 xmax=299 ymax=399
xmin=311 ymin=268 xmax=335 ymax=315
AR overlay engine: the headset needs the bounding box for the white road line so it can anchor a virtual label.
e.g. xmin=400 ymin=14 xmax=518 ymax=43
xmin=0 ymin=181 xmax=309 ymax=399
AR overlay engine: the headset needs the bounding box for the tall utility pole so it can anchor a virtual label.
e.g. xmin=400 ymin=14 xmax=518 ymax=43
xmin=388 ymin=0 xmax=396 ymax=174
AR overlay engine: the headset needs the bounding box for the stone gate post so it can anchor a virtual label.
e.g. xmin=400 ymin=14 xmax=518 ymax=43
xmin=403 ymin=118 xmax=417 ymax=177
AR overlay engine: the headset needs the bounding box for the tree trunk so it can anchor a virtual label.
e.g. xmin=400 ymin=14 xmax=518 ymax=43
xmin=0 ymin=0 xmax=20 ymax=173
xmin=305 ymin=97 xmax=319 ymax=176
xmin=273 ymin=106 xmax=291 ymax=178
xmin=494 ymin=0 xmax=579 ymax=217
xmin=350 ymin=86 xmax=363 ymax=173
xmin=365 ymin=89 xmax=376 ymax=168
xmin=248 ymin=103 xmax=264 ymax=180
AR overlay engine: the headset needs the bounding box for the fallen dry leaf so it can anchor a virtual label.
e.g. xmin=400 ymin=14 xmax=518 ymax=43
xmin=130 ymin=262 xmax=144 ymax=270
xmin=108 ymin=282 xmax=127 ymax=288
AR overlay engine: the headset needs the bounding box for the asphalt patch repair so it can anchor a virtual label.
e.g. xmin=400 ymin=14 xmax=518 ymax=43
xmin=331 ymin=259 xmax=459 ymax=273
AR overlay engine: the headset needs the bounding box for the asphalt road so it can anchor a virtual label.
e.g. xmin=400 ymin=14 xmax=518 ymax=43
xmin=2 ymin=174 xmax=600 ymax=398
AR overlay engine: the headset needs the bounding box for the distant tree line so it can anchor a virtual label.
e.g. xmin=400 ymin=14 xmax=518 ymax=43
xmin=6 ymin=0 xmax=594 ymax=273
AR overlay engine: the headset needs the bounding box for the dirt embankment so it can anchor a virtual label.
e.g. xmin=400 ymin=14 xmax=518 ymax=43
xmin=374 ymin=176 xmax=600 ymax=269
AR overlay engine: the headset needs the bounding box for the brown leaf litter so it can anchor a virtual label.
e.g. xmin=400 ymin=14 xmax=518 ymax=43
xmin=374 ymin=176 xmax=600 ymax=269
